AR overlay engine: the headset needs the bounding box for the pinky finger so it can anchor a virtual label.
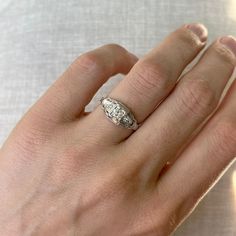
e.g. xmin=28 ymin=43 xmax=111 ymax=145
xmin=156 ymin=78 xmax=236 ymax=231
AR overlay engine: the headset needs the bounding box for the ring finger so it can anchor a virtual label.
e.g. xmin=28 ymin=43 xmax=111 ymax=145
xmin=88 ymin=23 xmax=208 ymax=143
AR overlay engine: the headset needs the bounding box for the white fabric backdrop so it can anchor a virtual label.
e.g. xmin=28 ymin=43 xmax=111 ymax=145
xmin=0 ymin=0 xmax=235 ymax=235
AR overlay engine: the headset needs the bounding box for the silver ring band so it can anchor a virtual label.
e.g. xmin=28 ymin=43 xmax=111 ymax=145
xmin=100 ymin=97 xmax=139 ymax=130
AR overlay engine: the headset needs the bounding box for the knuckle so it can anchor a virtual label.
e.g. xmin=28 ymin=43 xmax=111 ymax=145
xmin=75 ymin=52 xmax=103 ymax=73
xmin=75 ymin=44 xmax=128 ymax=75
xmin=178 ymin=77 xmax=217 ymax=117
xmin=130 ymin=60 xmax=170 ymax=97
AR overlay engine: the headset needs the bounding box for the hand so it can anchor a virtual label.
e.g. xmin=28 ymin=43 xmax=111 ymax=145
xmin=0 ymin=23 xmax=236 ymax=236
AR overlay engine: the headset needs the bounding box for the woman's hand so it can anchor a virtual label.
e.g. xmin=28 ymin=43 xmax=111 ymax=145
xmin=0 ymin=23 xmax=236 ymax=236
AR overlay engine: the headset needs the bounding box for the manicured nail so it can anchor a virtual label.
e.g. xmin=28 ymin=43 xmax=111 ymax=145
xmin=219 ymin=36 xmax=236 ymax=57
xmin=186 ymin=23 xmax=208 ymax=42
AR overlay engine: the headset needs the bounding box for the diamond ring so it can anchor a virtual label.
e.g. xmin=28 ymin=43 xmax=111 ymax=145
xmin=100 ymin=97 xmax=139 ymax=130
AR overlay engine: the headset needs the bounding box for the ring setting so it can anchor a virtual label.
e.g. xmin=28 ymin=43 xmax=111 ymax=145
xmin=100 ymin=97 xmax=139 ymax=130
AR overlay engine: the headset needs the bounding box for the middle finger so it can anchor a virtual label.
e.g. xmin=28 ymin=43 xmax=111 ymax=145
xmin=126 ymin=36 xmax=236 ymax=180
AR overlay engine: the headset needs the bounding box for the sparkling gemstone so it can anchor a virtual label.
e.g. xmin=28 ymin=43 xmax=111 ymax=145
xmin=111 ymin=106 xmax=120 ymax=116
xmin=102 ymin=98 xmax=110 ymax=106
xmin=121 ymin=115 xmax=133 ymax=127
xmin=112 ymin=117 xmax=118 ymax=123
xmin=102 ymin=99 xmax=114 ymax=110
xmin=117 ymin=110 xmax=125 ymax=118
xmin=102 ymin=98 xmax=134 ymax=127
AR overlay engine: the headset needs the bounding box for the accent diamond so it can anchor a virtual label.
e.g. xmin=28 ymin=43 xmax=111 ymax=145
xmin=100 ymin=97 xmax=138 ymax=130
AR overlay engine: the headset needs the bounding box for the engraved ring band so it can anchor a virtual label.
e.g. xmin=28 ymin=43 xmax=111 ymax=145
xmin=100 ymin=97 xmax=139 ymax=131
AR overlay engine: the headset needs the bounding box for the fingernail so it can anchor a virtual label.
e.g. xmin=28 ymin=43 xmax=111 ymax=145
xmin=186 ymin=23 xmax=208 ymax=42
xmin=219 ymin=36 xmax=236 ymax=57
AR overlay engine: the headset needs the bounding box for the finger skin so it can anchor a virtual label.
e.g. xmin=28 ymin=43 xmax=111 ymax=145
xmin=126 ymin=36 xmax=236 ymax=180
xmin=27 ymin=44 xmax=138 ymax=123
xmin=156 ymin=79 xmax=236 ymax=233
xmin=89 ymin=23 xmax=208 ymax=143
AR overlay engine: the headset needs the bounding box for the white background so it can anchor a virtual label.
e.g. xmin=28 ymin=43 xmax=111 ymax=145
xmin=0 ymin=1 xmax=236 ymax=235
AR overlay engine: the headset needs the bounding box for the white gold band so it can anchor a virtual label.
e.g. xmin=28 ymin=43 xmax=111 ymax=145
xmin=100 ymin=97 xmax=139 ymax=130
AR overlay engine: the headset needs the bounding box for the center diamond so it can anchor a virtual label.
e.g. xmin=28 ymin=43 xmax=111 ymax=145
xmin=101 ymin=97 xmax=135 ymax=128
xmin=110 ymin=105 xmax=125 ymax=121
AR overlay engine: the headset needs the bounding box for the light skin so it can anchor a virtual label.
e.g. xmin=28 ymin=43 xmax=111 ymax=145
xmin=0 ymin=23 xmax=236 ymax=235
